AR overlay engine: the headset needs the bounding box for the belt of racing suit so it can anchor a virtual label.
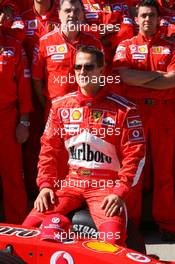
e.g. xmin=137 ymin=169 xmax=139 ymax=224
xmin=69 ymin=167 xmax=117 ymax=178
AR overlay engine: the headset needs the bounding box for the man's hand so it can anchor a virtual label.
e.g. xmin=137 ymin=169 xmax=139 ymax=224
xmin=101 ymin=194 xmax=123 ymax=217
xmin=16 ymin=123 xmax=29 ymax=144
xmin=34 ymin=188 xmax=55 ymax=212
xmin=0 ymin=13 xmax=5 ymax=26
xmin=0 ymin=7 xmax=13 ymax=27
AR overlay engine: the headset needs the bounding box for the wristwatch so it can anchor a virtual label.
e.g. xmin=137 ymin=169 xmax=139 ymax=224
xmin=20 ymin=120 xmax=30 ymax=127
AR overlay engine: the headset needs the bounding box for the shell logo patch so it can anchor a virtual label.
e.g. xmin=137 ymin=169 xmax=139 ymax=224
xmin=72 ymin=110 xmax=81 ymax=120
xmin=138 ymin=45 xmax=148 ymax=53
xmin=58 ymin=46 xmax=65 ymax=52
xmin=70 ymin=108 xmax=83 ymax=122
xmin=83 ymin=241 xmax=120 ymax=253
xmin=56 ymin=44 xmax=67 ymax=53
xmin=47 ymin=44 xmax=67 ymax=56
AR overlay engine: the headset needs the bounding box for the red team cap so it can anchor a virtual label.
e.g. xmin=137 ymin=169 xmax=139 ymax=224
xmin=40 ymin=214 xmax=72 ymax=242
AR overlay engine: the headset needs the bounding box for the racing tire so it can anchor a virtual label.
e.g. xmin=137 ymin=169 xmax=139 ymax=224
xmin=0 ymin=251 xmax=26 ymax=264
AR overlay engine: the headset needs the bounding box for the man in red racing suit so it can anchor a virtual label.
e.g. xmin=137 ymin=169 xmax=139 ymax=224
xmin=23 ymin=46 xmax=145 ymax=246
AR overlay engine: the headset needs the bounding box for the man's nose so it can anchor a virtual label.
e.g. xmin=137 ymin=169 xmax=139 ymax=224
xmin=145 ymin=15 xmax=150 ymax=20
xmin=69 ymin=10 xmax=76 ymax=17
xmin=80 ymin=67 xmax=86 ymax=74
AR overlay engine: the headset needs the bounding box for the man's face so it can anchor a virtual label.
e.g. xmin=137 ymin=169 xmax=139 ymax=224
xmin=136 ymin=6 xmax=160 ymax=36
xmin=59 ymin=1 xmax=84 ymax=29
xmin=74 ymin=52 xmax=103 ymax=90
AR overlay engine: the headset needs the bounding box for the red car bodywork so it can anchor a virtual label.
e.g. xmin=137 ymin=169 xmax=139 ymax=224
xmin=0 ymin=223 xmax=168 ymax=264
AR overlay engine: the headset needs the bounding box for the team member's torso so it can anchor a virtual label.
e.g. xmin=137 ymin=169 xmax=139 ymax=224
xmin=32 ymin=28 xmax=102 ymax=99
xmin=50 ymin=90 xmax=143 ymax=171
xmin=0 ymin=35 xmax=27 ymax=106
xmin=114 ymin=31 xmax=175 ymax=99
xmin=22 ymin=1 xmax=60 ymax=63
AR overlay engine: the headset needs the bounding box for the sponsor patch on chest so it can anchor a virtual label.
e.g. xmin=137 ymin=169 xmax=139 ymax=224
xmin=60 ymin=108 xmax=83 ymax=123
xmin=89 ymin=109 xmax=116 ymax=127
xmin=47 ymin=44 xmax=68 ymax=56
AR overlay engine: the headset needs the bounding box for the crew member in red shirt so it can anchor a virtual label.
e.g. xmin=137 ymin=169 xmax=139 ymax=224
xmin=32 ymin=0 xmax=102 ymax=185
xmin=156 ymin=0 xmax=175 ymax=38
xmin=82 ymin=0 xmax=134 ymax=68
xmin=23 ymin=46 xmax=145 ymax=247
xmin=21 ymin=0 xmax=61 ymax=198
xmin=113 ymin=0 xmax=175 ymax=241
xmin=0 ymin=0 xmax=25 ymax=41
xmin=22 ymin=0 xmax=60 ymax=64
xmin=0 ymin=28 xmax=33 ymax=223
xmin=32 ymin=0 xmax=102 ymax=114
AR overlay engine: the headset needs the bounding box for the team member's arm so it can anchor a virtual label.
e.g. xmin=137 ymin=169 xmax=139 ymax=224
xmin=35 ymin=107 xmax=65 ymax=211
xmin=118 ymin=67 xmax=162 ymax=85
xmin=32 ymin=79 xmax=46 ymax=108
xmin=113 ymin=41 xmax=162 ymax=85
xmin=137 ymin=52 xmax=175 ymax=89
xmin=32 ymin=42 xmax=46 ymax=108
xmin=114 ymin=106 xmax=145 ymax=200
xmin=15 ymin=45 xmax=33 ymax=144
xmin=101 ymin=104 xmax=145 ymax=217
xmin=137 ymin=71 xmax=175 ymax=89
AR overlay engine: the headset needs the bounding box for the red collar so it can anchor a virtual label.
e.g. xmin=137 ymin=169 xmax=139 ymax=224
xmin=137 ymin=29 xmax=164 ymax=44
xmin=32 ymin=0 xmax=56 ymax=21
xmin=77 ymin=85 xmax=110 ymax=105
xmin=59 ymin=28 xmax=84 ymax=46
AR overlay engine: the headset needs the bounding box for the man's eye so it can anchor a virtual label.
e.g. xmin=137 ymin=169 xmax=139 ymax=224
xmin=64 ymin=9 xmax=71 ymax=13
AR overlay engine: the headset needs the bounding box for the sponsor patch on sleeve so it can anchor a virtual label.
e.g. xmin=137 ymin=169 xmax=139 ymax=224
xmin=128 ymin=128 xmax=144 ymax=142
xmin=127 ymin=116 xmax=142 ymax=128
xmin=24 ymin=68 xmax=31 ymax=78
xmin=115 ymin=45 xmax=126 ymax=60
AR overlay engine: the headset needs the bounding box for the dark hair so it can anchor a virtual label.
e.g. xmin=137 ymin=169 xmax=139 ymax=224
xmin=76 ymin=46 xmax=104 ymax=68
xmin=59 ymin=0 xmax=84 ymax=10
xmin=136 ymin=0 xmax=160 ymax=16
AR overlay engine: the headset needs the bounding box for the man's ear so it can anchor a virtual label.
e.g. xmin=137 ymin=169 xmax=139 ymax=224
xmin=135 ymin=16 xmax=138 ymax=25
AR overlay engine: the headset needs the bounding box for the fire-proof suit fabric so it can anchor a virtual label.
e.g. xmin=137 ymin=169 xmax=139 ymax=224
xmin=23 ymin=88 xmax=145 ymax=245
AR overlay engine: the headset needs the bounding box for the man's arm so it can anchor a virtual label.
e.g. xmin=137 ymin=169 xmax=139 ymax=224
xmin=35 ymin=107 xmax=65 ymax=212
xmin=15 ymin=46 xmax=33 ymax=143
xmin=32 ymin=78 xmax=46 ymax=108
xmin=138 ymin=71 xmax=175 ymax=89
xmin=113 ymin=106 xmax=146 ymax=200
xmin=32 ymin=42 xmax=46 ymax=107
xmin=36 ymin=108 xmax=64 ymax=190
xmin=118 ymin=67 xmax=162 ymax=86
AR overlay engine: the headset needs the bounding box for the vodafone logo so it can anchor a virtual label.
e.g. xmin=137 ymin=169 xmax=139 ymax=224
xmin=132 ymin=129 xmax=140 ymax=138
xmin=61 ymin=109 xmax=70 ymax=119
xmin=126 ymin=253 xmax=151 ymax=263
xmin=50 ymin=251 xmax=74 ymax=264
